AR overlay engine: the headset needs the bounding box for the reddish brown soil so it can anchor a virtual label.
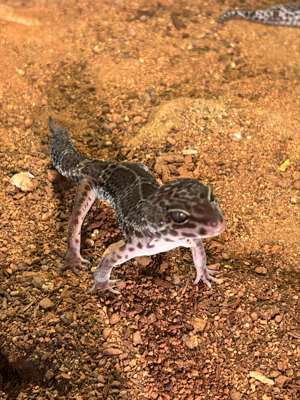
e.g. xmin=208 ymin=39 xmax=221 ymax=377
xmin=0 ymin=1 xmax=299 ymax=399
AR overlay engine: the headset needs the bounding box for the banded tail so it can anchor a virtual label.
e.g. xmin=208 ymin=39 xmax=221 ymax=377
xmin=49 ymin=117 xmax=87 ymax=180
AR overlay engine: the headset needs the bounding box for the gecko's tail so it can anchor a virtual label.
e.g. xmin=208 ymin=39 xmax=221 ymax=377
xmin=49 ymin=116 xmax=56 ymax=133
xmin=49 ymin=117 xmax=86 ymax=180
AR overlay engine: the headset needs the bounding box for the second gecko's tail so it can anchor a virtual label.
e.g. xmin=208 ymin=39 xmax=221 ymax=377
xmin=49 ymin=117 xmax=87 ymax=181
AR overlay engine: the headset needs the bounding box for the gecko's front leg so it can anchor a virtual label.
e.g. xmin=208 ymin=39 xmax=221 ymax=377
xmin=60 ymin=178 xmax=97 ymax=276
xmin=88 ymin=240 xmax=145 ymax=294
xmin=191 ymin=239 xmax=220 ymax=287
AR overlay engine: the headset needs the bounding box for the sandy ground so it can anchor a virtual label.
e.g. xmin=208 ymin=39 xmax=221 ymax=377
xmin=0 ymin=0 xmax=299 ymax=399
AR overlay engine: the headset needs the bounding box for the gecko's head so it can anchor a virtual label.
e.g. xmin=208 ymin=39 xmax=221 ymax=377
xmin=145 ymin=178 xmax=225 ymax=239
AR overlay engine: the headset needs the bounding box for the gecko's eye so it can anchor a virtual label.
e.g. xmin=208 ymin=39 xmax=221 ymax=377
xmin=211 ymin=193 xmax=218 ymax=203
xmin=170 ymin=211 xmax=189 ymax=224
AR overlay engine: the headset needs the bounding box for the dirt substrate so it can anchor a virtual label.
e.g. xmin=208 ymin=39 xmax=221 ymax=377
xmin=0 ymin=0 xmax=299 ymax=399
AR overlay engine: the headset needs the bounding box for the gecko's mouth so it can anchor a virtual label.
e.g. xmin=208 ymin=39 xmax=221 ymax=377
xmin=201 ymin=219 xmax=226 ymax=237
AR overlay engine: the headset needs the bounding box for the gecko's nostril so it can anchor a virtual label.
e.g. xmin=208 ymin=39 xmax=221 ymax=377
xmin=207 ymin=221 xmax=217 ymax=228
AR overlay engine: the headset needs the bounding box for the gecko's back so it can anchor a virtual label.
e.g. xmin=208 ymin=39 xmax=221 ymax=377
xmin=49 ymin=117 xmax=159 ymax=231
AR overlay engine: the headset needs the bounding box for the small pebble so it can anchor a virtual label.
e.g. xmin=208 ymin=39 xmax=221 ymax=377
xmin=60 ymin=312 xmax=73 ymax=325
xmin=128 ymin=28 xmax=136 ymax=37
xmin=133 ymin=116 xmax=143 ymax=124
xmin=191 ymin=316 xmax=206 ymax=332
xmin=133 ymin=331 xmax=142 ymax=345
xmin=47 ymin=169 xmax=60 ymax=183
xmin=255 ymin=266 xmax=267 ymax=275
xmin=39 ymin=297 xmax=54 ymax=310
xmin=85 ymin=238 xmax=95 ymax=247
xmin=103 ymin=348 xmax=123 ymax=356
xmin=24 ymin=118 xmax=33 ymax=128
xmin=109 ymin=313 xmax=120 ymax=325
xmin=293 ymin=180 xmax=300 ymax=189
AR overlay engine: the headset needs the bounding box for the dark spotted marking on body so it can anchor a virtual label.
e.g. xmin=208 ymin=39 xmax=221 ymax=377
xmin=199 ymin=228 xmax=207 ymax=236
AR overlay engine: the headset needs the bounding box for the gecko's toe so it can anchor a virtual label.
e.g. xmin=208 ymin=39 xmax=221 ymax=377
xmin=59 ymin=252 xmax=90 ymax=276
xmin=193 ymin=268 xmax=220 ymax=287
xmin=88 ymin=279 xmax=122 ymax=295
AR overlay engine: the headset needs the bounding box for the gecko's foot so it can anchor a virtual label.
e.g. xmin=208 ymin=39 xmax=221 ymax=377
xmin=193 ymin=267 xmax=220 ymax=288
xmin=88 ymin=279 xmax=122 ymax=295
xmin=59 ymin=252 xmax=90 ymax=276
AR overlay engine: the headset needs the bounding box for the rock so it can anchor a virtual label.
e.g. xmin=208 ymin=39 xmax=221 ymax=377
xmin=230 ymin=389 xmax=243 ymax=400
xmin=182 ymin=149 xmax=197 ymax=155
xmin=85 ymin=238 xmax=94 ymax=248
xmin=257 ymin=305 xmax=280 ymax=320
xmin=60 ymin=312 xmax=73 ymax=325
xmin=102 ymin=106 xmax=110 ymax=114
xmin=269 ymin=370 xmax=281 ymax=378
xmin=22 ymin=271 xmax=36 ymax=283
xmin=7 ymin=117 xmax=15 ymax=125
xmin=135 ymin=256 xmax=151 ymax=266
xmin=86 ymin=84 xmax=96 ymax=92
xmin=97 ymin=374 xmax=106 ymax=383
xmin=42 ymin=282 xmax=54 ymax=293
xmin=128 ymin=28 xmax=136 ymax=37
xmin=166 ymin=137 xmax=176 ymax=145
xmin=275 ymin=375 xmax=288 ymax=387
xmin=102 ymin=328 xmax=112 ymax=340
xmin=10 ymin=172 xmax=37 ymax=192
xmin=0 ymin=313 xmax=7 ymax=321
xmin=5 ymin=184 xmax=17 ymax=194
xmin=277 ymin=360 xmax=287 ymax=372
xmin=148 ymin=313 xmax=156 ymax=324
xmin=24 ymin=118 xmax=33 ymax=128
xmin=32 ymin=276 xmax=44 ymax=289
xmin=103 ymin=348 xmax=123 ymax=356
xmin=39 ymin=298 xmax=54 ymax=310
xmin=133 ymin=116 xmax=143 ymax=124
xmin=42 ymin=212 xmax=52 ymax=221
xmin=112 ymin=113 xmax=122 ymax=123
xmin=191 ymin=317 xmax=207 ymax=332
xmin=222 ymin=253 xmax=230 ymax=260
xmin=47 ymin=169 xmax=61 ymax=183
xmin=294 ymin=181 xmax=300 ymax=190
xmin=250 ymin=312 xmax=258 ymax=321
xmin=109 ymin=313 xmax=120 ymax=325
xmin=31 ymin=257 xmax=41 ymax=265
xmin=250 ymin=371 xmax=274 ymax=385
xmin=45 ymin=370 xmax=54 ymax=380
xmin=133 ymin=331 xmax=142 ymax=345
xmin=172 ymin=275 xmax=181 ymax=285
xmin=171 ymin=13 xmax=186 ymax=30
xmin=255 ymin=266 xmax=267 ymax=275
xmin=182 ymin=333 xmax=198 ymax=349
xmin=138 ymin=92 xmax=151 ymax=105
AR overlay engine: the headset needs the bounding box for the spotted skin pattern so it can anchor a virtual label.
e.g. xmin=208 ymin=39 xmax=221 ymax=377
xmin=49 ymin=117 xmax=225 ymax=294
xmin=218 ymin=2 xmax=300 ymax=26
